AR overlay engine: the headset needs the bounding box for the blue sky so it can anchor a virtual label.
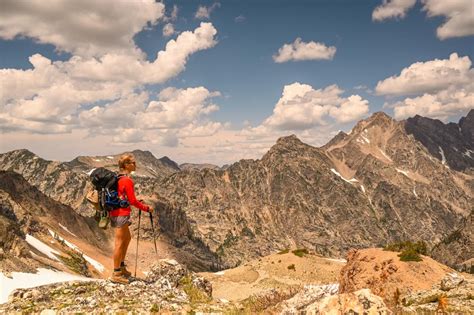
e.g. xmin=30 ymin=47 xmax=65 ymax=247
xmin=0 ymin=0 xmax=473 ymax=164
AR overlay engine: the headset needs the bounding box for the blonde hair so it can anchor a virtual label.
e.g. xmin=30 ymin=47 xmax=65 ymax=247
xmin=118 ymin=154 xmax=135 ymax=170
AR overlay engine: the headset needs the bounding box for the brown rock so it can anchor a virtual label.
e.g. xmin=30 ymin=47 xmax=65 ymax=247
xmin=339 ymin=248 xmax=453 ymax=309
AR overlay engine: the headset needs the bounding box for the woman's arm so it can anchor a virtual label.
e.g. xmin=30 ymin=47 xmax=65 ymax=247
xmin=122 ymin=177 xmax=149 ymax=211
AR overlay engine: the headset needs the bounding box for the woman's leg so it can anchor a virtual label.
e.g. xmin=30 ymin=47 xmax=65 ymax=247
xmin=113 ymin=225 xmax=128 ymax=269
xmin=120 ymin=225 xmax=132 ymax=264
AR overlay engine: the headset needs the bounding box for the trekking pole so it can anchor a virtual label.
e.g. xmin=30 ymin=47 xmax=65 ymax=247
xmin=149 ymin=212 xmax=158 ymax=254
xmin=134 ymin=210 xmax=142 ymax=278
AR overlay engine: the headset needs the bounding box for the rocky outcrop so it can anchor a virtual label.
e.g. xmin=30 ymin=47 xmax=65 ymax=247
xmin=404 ymin=109 xmax=474 ymax=172
xmin=278 ymin=284 xmax=339 ymax=314
xmin=1 ymin=259 xmax=217 ymax=314
xmin=339 ymin=248 xmax=453 ymax=308
xmin=307 ymin=289 xmax=390 ymax=314
xmin=400 ymin=273 xmax=474 ymax=314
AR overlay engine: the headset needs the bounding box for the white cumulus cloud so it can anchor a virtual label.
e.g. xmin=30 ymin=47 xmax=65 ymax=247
xmin=0 ymin=23 xmax=218 ymax=134
xmin=163 ymin=23 xmax=176 ymax=37
xmin=273 ymin=38 xmax=336 ymax=63
xmin=372 ymin=0 xmax=417 ymax=21
xmin=195 ymin=3 xmax=221 ymax=20
xmin=377 ymin=53 xmax=474 ymax=120
xmin=422 ymin=0 xmax=474 ymax=39
xmin=376 ymin=53 xmax=472 ymax=96
xmin=245 ymin=82 xmax=369 ymax=132
xmin=0 ymin=0 xmax=165 ymax=58
xmin=372 ymin=0 xmax=474 ymax=39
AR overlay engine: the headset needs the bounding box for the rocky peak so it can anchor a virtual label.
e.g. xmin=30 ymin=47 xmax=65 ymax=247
xmin=404 ymin=110 xmax=473 ymax=172
xmin=160 ymin=156 xmax=181 ymax=171
xmin=350 ymin=111 xmax=396 ymax=134
xmin=459 ymin=109 xmax=473 ymax=144
xmin=263 ymin=135 xmax=312 ymax=157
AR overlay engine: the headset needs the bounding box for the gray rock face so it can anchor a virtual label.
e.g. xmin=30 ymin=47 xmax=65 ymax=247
xmin=404 ymin=109 xmax=473 ymax=172
xmin=431 ymin=210 xmax=474 ymax=273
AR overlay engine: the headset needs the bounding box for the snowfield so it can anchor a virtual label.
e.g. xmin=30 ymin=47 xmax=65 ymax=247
xmin=48 ymin=230 xmax=105 ymax=273
xmin=25 ymin=235 xmax=60 ymax=261
xmin=0 ymin=269 xmax=93 ymax=304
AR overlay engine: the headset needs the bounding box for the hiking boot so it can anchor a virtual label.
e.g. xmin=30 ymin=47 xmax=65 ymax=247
xmin=121 ymin=265 xmax=132 ymax=278
xmin=110 ymin=271 xmax=129 ymax=284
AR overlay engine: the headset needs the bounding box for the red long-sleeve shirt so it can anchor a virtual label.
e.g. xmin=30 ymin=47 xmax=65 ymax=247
xmin=110 ymin=175 xmax=149 ymax=217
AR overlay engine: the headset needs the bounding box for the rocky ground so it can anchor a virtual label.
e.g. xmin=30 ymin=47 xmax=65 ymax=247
xmin=199 ymin=249 xmax=344 ymax=302
xmin=2 ymin=248 xmax=473 ymax=314
xmin=1 ymin=259 xmax=219 ymax=314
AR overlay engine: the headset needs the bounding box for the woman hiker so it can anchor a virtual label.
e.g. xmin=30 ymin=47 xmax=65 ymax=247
xmin=110 ymin=154 xmax=154 ymax=284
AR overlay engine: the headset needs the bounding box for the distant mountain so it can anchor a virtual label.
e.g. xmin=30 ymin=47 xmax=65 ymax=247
xmin=0 ymin=149 xmax=180 ymax=216
xmin=179 ymin=163 xmax=221 ymax=171
xmin=404 ymin=109 xmax=473 ymax=172
xmin=65 ymin=149 xmax=180 ymax=178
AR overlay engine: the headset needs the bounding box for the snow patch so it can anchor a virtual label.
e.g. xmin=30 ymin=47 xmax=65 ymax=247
xmin=438 ymin=146 xmax=447 ymax=165
xmin=0 ymin=269 xmax=93 ymax=304
xmin=330 ymin=169 xmax=358 ymax=184
xmin=85 ymin=168 xmax=96 ymax=176
xmin=32 ymin=156 xmax=38 ymax=160
xmin=360 ymin=185 xmax=366 ymax=193
xmin=49 ymin=230 xmax=105 ymax=273
xmin=26 ymin=234 xmax=60 ymax=261
xmin=361 ymin=135 xmax=370 ymax=144
xmin=94 ymin=159 xmax=101 ymax=162
xmin=396 ymin=168 xmax=409 ymax=177
xmin=379 ymin=149 xmax=392 ymax=161
xmin=107 ymin=156 xmax=114 ymax=159
xmin=214 ymin=271 xmax=225 ymax=276
xmin=59 ymin=223 xmax=77 ymax=237
xmin=463 ymin=149 xmax=473 ymax=159
xmin=324 ymin=259 xmax=346 ymax=264
xmin=413 ymin=187 xmax=418 ymax=198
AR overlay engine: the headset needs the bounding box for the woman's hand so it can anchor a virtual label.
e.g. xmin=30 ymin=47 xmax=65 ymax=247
xmin=148 ymin=207 xmax=154 ymax=214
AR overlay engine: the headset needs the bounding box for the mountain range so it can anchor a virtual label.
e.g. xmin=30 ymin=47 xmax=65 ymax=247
xmin=0 ymin=110 xmax=472 ymax=272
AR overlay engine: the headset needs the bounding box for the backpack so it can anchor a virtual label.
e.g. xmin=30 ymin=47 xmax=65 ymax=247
xmin=89 ymin=167 xmax=130 ymax=212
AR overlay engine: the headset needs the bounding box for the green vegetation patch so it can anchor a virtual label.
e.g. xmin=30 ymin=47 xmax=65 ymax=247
xmin=58 ymin=249 xmax=91 ymax=277
xmin=179 ymin=275 xmax=211 ymax=305
xmin=384 ymin=241 xmax=427 ymax=262
xmin=277 ymin=249 xmax=289 ymax=255
xmin=291 ymin=248 xmax=308 ymax=257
